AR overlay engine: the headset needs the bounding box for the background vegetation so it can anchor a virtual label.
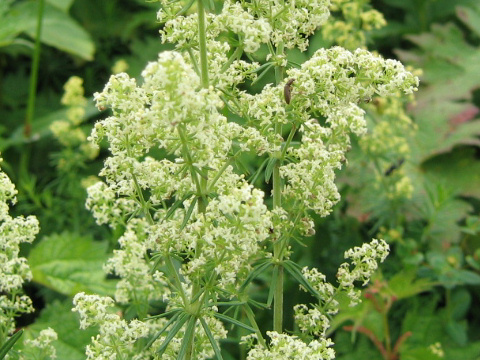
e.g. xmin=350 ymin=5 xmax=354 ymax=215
xmin=1 ymin=0 xmax=479 ymax=359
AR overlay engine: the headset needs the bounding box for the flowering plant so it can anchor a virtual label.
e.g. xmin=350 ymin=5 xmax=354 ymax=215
xmin=71 ymin=0 xmax=418 ymax=359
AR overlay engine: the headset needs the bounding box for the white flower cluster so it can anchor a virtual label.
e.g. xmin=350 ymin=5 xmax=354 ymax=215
xmin=337 ymin=238 xmax=390 ymax=306
xmin=21 ymin=328 xmax=58 ymax=359
xmin=104 ymin=219 xmax=171 ymax=304
xmin=246 ymin=331 xmax=335 ymax=360
xmin=72 ymin=292 xmax=150 ymax=360
xmin=323 ymin=0 xmax=387 ymax=49
xmin=0 ymin=157 xmax=39 ymax=336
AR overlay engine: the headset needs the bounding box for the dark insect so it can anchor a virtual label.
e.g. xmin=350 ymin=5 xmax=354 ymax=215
xmin=384 ymin=158 xmax=405 ymax=176
xmin=284 ymin=78 xmax=295 ymax=104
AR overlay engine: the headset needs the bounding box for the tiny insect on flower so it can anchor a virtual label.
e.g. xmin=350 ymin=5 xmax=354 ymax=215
xmin=284 ymin=78 xmax=295 ymax=104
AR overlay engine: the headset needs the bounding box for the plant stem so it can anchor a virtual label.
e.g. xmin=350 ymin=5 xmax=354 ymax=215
xmin=272 ymin=41 xmax=285 ymax=334
xmin=184 ymin=5 xmax=210 ymax=358
xmin=25 ymin=0 xmax=45 ymax=138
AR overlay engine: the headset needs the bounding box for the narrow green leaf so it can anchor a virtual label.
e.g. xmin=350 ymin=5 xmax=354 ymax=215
xmin=165 ymin=192 xmax=193 ymax=221
xmin=283 ymin=260 xmax=320 ymax=298
xmin=251 ymin=63 xmax=274 ymax=86
xmin=145 ymin=308 xmax=182 ymax=321
xmin=200 ymin=318 xmax=224 ymax=360
xmin=156 ymin=313 xmax=190 ymax=355
xmin=239 ymin=260 xmax=271 ymax=291
xmin=180 ymin=196 xmax=197 ymax=230
xmin=248 ymin=157 xmax=269 ymax=185
xmin=247 ymin=298 xmax=269 ymax=309
xmin=267 ymin=265 xmax=279 ymax=307
xmin=264 ymin=157 xmax=277 ymax=183
xmin=175 ymin=0 xmax=195 ymax=17
xmin=28 ymin=232 xmax=115 ymax=296
xmin=177 ymin=316 xmax=197 ymax=360
xmin=144 ymin=311 xmax=182 ymax=350
xmin=0 ymin=329 xmax=23 ymax=359
xmin=214 ymin=313 xmax=255 ymax=332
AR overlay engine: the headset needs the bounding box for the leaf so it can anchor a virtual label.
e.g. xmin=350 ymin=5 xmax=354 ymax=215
xmin=213 ymin=313 xmax=256 ymax=333
xmin=421 ymin=148 xmax=480 ymax=199
xmin=157 ymin=313 xmax=189 ymax=355
xmin=46 ymin=0 xmax=75 ymax=12
xmin=283 ymin=260 xmax=320 ymax=298
xmin=457 ymin=3 xmax=480 ymax=37
xmin=396 ymin=23 xmax=480 ymax=163
xmin=200 ymin=318 xmax=224 ymax=360
xmin=177 ymin=316 xmax=196 ymax=360
xmin=12 ymin=2 xmax=94 ymax=60
xmin=0 ymin=330 xmax=23 ymax=360
xmin=23 ymin=300 xmax=97 ymax=360
xmin=28 ymin=232 xmax=116 ymax=296
xmin=446 ymin=320 xmax=468 ymax=346
xmin=387 ymin=270 xmax=434 ymax=300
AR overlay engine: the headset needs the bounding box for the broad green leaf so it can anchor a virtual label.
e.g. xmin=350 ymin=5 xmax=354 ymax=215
xmin=46 ymin=0 xmax=75 ymax=12
xmin=13 ymin=2 xmax=94 ymax=60
xmin=28 ymin=232 xmax=116 ymax=296
xmin=387 ymin=270 xmax=434 ymax=300
xmin=22 ymin=300 xmax=97 ymax=360
xmin=446 ymin=320 xmax=468 ymax=346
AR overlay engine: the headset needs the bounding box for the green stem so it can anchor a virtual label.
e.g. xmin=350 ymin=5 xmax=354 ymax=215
xmin=272 ymin=41 xmax=285 ymax=334
xmin=197 ymin=0 xmax=209 ymax=88
xmin=25 ymin=0 xmax=45 ymax=138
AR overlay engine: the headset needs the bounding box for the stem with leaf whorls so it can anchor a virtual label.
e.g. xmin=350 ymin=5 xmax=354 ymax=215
xmin=272 ymin=41 xmax=285 ymax=334
xmin=184 ymin=3 xmax=210 ymax=358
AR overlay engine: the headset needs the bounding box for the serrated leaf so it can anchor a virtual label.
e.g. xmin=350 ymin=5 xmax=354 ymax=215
xmin=28 ymin=232 xmax=116 ymax=296
xmin=387 ymin=270 xmax=434 ymax=300
xmin=457 ymin=4 xmax=480 ymax=37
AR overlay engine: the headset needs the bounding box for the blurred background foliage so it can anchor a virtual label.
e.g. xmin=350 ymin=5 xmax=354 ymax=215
xmin=0 ymin=0 xmax=479 ymax=359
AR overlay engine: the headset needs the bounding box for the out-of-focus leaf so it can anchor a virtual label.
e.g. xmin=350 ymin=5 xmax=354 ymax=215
xmin=446 ymin=320 xmax=468 ymax=346
xmin=28 ymin=232 xmax=116 ymax=296
xmin=46 ymin=0 xmax=75 ymax=12
xmin=22 ymin=300 xmax=97 ymax=360
xmin=421 ymin=148 xmax=480 ymax=199
xmin=13 ymin=1 xmax=94 ymax=60
xmin=396 ymin=23 xmax=480 ymax=163
xmin=457 ymin=3 xmax=480 ymax=37
xmin=387 ymin=270 xmax=434 ymax=300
